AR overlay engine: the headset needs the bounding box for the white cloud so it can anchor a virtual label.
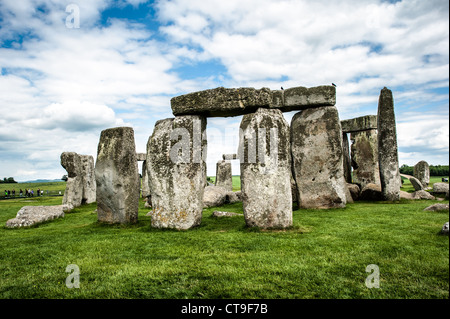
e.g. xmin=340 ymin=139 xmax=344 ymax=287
xmin=0 ymin=0 xmax=448 ymax=181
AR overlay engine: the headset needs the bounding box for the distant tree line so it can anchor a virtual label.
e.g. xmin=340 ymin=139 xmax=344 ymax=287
xmin=0 ymin=177 xmax=17 ymax=184
xmin=400 ymin=164 xmax=449 ymax=176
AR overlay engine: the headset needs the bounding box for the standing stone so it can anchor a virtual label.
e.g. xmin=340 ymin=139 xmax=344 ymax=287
xmin=215 ymin=160 xmax=233 ymax=191
xmin=413 ymin=161 xmax=430 ymax=187
xmin=141 ymin=160 xmax=151 ymax=198
xmin=377 ymin=87 xmax=401 ymax=201
xmin=80 ymin=155 xmax=96 ymax=204
xmin=61 ymin=152 xmax=83 ymax=211
xmin=291 ymin=106 xmax=351 ymax=209
xmin=147 ymin=116 xmax=207 ymax=230
xmin=61 ymin=152 xmax=96 ymax=211
xmin=350 ymin=129 xmax=380 ymax=189
xmin=239 ymin=108 xmax=292 ymax=228
xmin=95 ymin=127 xmax=140 ymax=224
xmin=342 ymin=132 xmax=352 ymax=183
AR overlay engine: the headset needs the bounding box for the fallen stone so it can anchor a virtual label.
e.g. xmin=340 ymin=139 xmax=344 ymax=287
xmin=377 ymin=87 xmax=401 ymax=201
xmin=239 ymin=108 xmax=293 ymax=228
xmin=95 ymin=127 xmax=140 ymax=224
xmin=203 ymin=186 xmax=239 ymax=208
xmin=147 ymin=116 xmax=207 ymax=230
xmin=413 ymin=161 xmax=430 ymax=187
xmin=432 ymin=182 xmax=449 ymax=194
xmin=171 ymin=85 xmax=335 ymax=117
xmin=341 ymin=115 xmax=377 ymax=133
xmin=215 ymin=160 xmax=233 ymax=191
xmin=411 ymin=190 xmax=435 ymax=200
xmin=291 ymin=105 xmax=351 ymax=208
xmin=424 ymin=203 xmax=449 ymax=211
xmin=5 ymin=205 xmax=64 ymax=228
xmin=347 ymin=183 xmax=360 ymax=201
xmin=212 ymin=211 xmax=243 ymax=218
xmin=350 ymin=129 xmax=380 ymax=189
xmin=409 ymin=176 xmax=424 ymax=191
xmin=400 ymin=191 xmax=414 ymax=200
xmin=359 ymin=183 xmax=383 ymax=201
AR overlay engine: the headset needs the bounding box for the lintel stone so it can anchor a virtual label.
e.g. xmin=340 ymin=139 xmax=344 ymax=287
xmin=171 ymin=85 xmax=335 ymax=117
xmin=341 ymin=115 xmax=377 ymax=133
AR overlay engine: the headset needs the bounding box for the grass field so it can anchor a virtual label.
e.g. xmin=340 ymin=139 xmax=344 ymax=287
xmin=0 ymin=178 xmax=448 ymax=299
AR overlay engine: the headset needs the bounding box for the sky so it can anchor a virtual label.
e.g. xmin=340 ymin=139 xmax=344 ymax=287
xmin=0 ymin=0 xmax=448 ymax=181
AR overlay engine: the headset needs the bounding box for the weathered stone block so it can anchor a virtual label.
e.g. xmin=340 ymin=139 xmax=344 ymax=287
xmin=203 ymin=185 xmax=239 ymax=208
xmin=408 ymin=176 xmax=424 ymax=191
xmin=291 ymin=106 xmax=351 ymax=209
xmin=215 ymin=160 xmax=232 ymax=191
xmin=136 ymin=153 xmax=146 ymax=161
xmin=239 ymin=108 xmax=292 ymax=228
xmin=61 ymin=152 xmax=83 ymax=211
xmin=171 ymin=87 xmax=272 ymax=117
xmin=341 ymin=115 xmax=377 ymax=133
xmin=5 ymin=205 xmax=64 ymax=228
xmin=95 ymin=127 xmax=140 ymax=224
xmin=283 ymin=85 xmax=336 ymax=111
xmin=350 ymin=129 xmax=380 ymax=189
xmin=170 ymin=85 xmax=335 ymax=117
xmin=61 ymin=152 xmax=96 ymax=210
xmin=147 ymin=116 xmax=207 ymax=230
xmin=413 ymin=161 xmax=430 ymax=187
xmin=80 ymin=155 xmax=96 ymax=204
xmin=141 ymin=160 xmax=151 ymax=198
xmin=222 ymin=153 xmax=238 ymax=160
xmin=377 ymin=87 xmax=401 ymax=201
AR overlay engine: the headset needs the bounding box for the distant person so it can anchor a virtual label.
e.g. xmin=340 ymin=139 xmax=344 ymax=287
xmin=12 ymin=189 xmax=15 ymax=197
xmin=19 ymin=189 xmax=23 ymax=196
xmin=37 ymin=188 xmax=40 ymax=197
xmin=7 ymin=190 xmax=10 ymax=197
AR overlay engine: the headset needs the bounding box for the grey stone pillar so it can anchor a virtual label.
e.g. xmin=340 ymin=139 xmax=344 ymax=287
xmin=377 ymin=87 xmax=401 ymax=201
xmin=350 ymin=129 xmax=380 ymax=189
xmin=80 ymin=155 xmax=96 ymax=204
xmin=95 ymin=127 xmax=140 ymax=224
xmin=215 ymin=160 xmax=233 ymax=191
xmin=291 ymin=106 xmax=352 ymax=209
xmin=239 ymin=108 xmax=292 ymax=229
xmin=147 ymin=116 xmax=207 ymax=230
xmin=413 ymin=161 xmax=430 ymax=187
xmin=61 ymin=152 xmax=83 ymax=211
xmin=141 ymin=160 xmax=150 ymax=198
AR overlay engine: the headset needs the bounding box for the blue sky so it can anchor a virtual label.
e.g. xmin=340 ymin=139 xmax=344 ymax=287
xmin=0 ymin=0 xmax=448 ymax=181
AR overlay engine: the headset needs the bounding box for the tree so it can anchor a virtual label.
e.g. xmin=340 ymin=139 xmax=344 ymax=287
xmin=61 ymin=175 xmax=68 ymax=181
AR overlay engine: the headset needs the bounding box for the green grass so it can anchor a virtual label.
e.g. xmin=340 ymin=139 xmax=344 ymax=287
xmin=0 ymin=181 xmax=448 ymax=299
